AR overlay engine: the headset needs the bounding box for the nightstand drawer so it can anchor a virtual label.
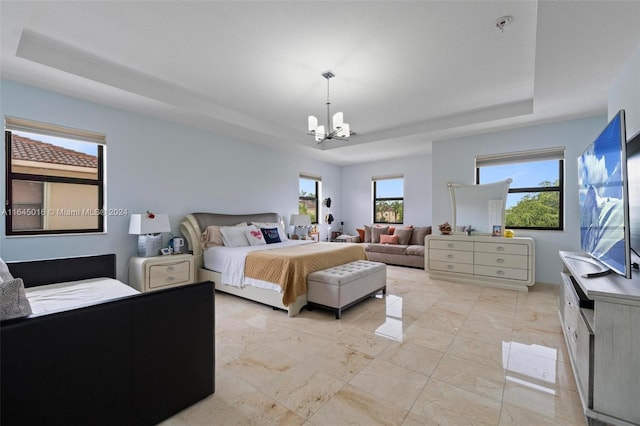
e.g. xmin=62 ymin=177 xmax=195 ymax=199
xmin=129 ymin=254 xmax=195 ymax=292
xmin=148 ymin=260 xmax=191 ymax=288
xmin=148 ymin=260 xmax=191 ymax=279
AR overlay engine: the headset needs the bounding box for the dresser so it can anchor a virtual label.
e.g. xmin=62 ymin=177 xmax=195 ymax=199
xmin=128 ymin=253 xmax=195 ymax=292
xmin=559 ymin=251 xmax=640 ymax=425
xmin=426 ymin=235 xmax=535 ymax=291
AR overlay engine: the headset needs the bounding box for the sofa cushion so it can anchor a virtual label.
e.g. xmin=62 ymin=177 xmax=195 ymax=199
xmin=394 ymin=228 xmax=413 ymax=245
xmin=365 ymin=244 xmax=407 ymax=255
xmin=409 ymin=226 xmax=432 ymax=245
xmin=363 ymin=225 xmax=372 ymax=243
xmin=371 ymin=226 xmax=389 ymax=243
xmin=406 ymin=245 xmax=425 ymax=256
xmin=379 ymin=234 xmax=399 ymax=245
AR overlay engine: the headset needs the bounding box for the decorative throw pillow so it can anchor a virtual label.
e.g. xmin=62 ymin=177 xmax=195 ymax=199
xmin=201 ymin=225 xmax=225 ymax=249
xmin=409 ymin=226 xmax=432 ymax=245
xmin=0 ymin=257 xmax=14 ymax=283
xmin=379 ymin=234 xmax=399 ymax=245
xmin=371 ymin=226 xmax=390 ymax=243
xmin=356 ymin=228 xmax=365 ymax=242
xmin=245 ymin=228 xmax=267 ymax=246
xmin=394 ymin=228 xmax=413 ymax=245
xmin=261 ymin=227 xmax=282 ymax=244
xmin=1 ymin=278 xmax=32 ymax=321
xmin=363 ymin=225 xmax=372 ymax=243
xmin=252 ymin=222 xmax=288 ymax=241
xmin=388 ymin=226 xmax=396 ymax=235
xmin=220 ymin=225 xmax=257 ymax=247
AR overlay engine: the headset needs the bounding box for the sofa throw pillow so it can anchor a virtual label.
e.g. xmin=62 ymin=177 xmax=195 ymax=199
xmin=379 ymin=234 xmax=399 ymax=245
xmin=261 ymin=227 xmax=282 ymax=244
xmin=356 ymin=228 xmax=365 ymax=242
xmin=394 ymin=228 xmax=413 ymax=245
xmin=363 ymin=225 xmax=372 ymax=243
xmin=0 ymin=257 xmax=14 ymax=283
xmin=409 ymin=226 xmax=432 ymax=245
xmin=220 ymin=225 xmax=257 ymax=247
xmin=371 ymin=226 xmax=390 ymax=243
xmin=245 ymin=228 xmax=267 ymax=246
xmin=1 ymin=277 xmax=32 ymax=321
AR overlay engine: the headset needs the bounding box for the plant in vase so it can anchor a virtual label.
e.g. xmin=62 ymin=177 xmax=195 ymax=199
xmin=439 ymin=222 xmax=452 ymax=235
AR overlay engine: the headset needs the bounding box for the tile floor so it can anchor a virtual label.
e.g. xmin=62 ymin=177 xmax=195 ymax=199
xmin=161 ymin=266 xmax=586 ymax=425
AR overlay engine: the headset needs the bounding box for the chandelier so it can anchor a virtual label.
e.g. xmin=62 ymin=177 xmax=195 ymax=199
xmin=307 ymin=71 xmax=352 ymax=144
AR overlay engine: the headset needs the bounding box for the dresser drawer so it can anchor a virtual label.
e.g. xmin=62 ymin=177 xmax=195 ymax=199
xmin=429 ymin=260 xmax=474 ymax=274
xmin=428 ymin=239 xmax=474 ymax=251
xmin=474 ymin=252 xmax=528 ymax=269
xmin=474 ymin=265 xmax=529 ymax=281
xmin=474 ymin=242 xmax=529 ymax=256
xmin=429 ymin=249 xmax=474 ymax=264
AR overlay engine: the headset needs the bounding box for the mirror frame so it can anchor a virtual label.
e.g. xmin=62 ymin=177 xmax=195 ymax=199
xmin=448 ymin=178 xmax=512 ymax=235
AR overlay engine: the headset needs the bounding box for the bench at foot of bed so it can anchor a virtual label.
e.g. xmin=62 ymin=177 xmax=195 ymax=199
xmin=307 ymin=260 xmax=387 ymax=319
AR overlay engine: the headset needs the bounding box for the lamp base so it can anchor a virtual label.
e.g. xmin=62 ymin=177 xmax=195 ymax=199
xmin=137 ymin=234 xmax=163 ymax=257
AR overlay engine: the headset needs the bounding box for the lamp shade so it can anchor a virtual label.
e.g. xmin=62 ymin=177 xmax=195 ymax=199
xmin=289 ymin=214 xmax=312 ymax=227
xmin=129 ymin=214 xmax=171 ymax=235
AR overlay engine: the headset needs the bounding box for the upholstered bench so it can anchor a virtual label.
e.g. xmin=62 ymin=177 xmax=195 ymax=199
xmin=307 ymin=260 xmax=386 ymax=319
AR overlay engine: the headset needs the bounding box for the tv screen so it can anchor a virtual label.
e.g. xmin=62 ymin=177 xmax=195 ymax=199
xmin=627 ymin=129 xmax=640 ymax=258
xmin=577 ymin=110 xmax=631 ymax=278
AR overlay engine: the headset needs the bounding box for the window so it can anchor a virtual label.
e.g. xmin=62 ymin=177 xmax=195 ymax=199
xmin=299 ymin=175 xmax=319 ymax=223
xmin=5 ymin=117 xmax=106 ymax=235
xmin=476 ymin=148 xmax=564 ymax=230
xmin=373 ymin=176 xmax=404 ymax=224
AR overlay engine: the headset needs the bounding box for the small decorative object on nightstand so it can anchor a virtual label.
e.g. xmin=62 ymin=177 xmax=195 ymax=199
xmin=128 ymin=253 xmax=195 ymax=292
xmin=309 ymin=231 xmax=320 ymax=242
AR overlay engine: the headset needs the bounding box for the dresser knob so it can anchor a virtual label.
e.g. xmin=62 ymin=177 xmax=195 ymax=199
xmin=496 ymin=270 xmax=505 ymax=275
xmin=167 ymin=266 xmax=175 ymax=271
xmin=447 ymin=254 xmax=454 ymax=259
xmin=497 ymin=258 xmax=504 ymax=263
xmin=447 ymin=243 xmax=454 ymax=248
xmin=447 ymin=265 xmax=454 ymax=270
xmin=497 ymin=246 xmax=505 ymax=251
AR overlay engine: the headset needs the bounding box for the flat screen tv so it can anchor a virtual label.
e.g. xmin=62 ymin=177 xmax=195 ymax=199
xmin=577 ymin=110 xmax=631 ymax=278
xmin=627 ymin=129 xmax=640 ymax=260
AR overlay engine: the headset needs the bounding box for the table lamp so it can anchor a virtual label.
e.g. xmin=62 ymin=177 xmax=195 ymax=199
xmin=129 ymin=213 xmax=171 ymax=257
xmin=290 ymin=214 xmax=311 ymax=238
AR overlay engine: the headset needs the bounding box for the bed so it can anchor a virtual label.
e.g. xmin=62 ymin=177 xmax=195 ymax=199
xmin=179 ymin=212 xmax=367 ymax=317
xmin=1 ymin=254 xmax=214 ymax=426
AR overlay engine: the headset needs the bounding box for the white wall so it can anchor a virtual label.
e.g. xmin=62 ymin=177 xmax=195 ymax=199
xmin=609 ymin=41 xmax=640 ymax=137
xmin=0 ymin=80 xmax=341 ymax=281
xmin=431 ymin=115 xmax=606 ymax=285
xmin=340 ymin=154 xmax=432 ymax=235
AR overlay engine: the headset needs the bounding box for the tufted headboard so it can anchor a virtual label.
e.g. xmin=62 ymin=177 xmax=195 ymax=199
xmin=179 ymin=212 xmax=282 ymax=268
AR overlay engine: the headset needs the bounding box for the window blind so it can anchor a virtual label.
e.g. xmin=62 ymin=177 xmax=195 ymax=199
xmin=476 ymin=147 xmax=564 ymax=167
xmin=5 ymin=116 xmax=106 ymax=144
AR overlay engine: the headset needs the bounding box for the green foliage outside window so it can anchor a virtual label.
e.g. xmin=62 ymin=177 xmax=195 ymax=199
xmin=505 ymin=180 xmax=560 ymax=228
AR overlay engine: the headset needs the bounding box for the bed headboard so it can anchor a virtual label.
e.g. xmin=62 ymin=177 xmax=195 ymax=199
xmin=179 ymin=212 xmax=281 ymax=268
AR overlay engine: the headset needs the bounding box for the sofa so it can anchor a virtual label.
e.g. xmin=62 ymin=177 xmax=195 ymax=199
xmin=356 ymin=225 xmax=432 ymax=269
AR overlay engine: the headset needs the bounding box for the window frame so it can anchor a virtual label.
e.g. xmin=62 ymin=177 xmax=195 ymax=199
xmin=372 ymin=176 xmax=404 ymax=225
xmin=298 ymin=175 xmax=319 ymax=224
xmin=4 ymin=119 xmax=106 ymax=236
xmin=476 ymin=148 xmax=564 ymax=231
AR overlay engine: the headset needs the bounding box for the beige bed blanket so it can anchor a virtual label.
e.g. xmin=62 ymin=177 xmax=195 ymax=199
xmin=245 ymin=242 xmax=367 ymax=305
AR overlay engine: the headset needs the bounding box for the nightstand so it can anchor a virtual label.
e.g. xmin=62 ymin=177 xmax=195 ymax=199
xmin=128 ymin=253 xmax=195 ymax=292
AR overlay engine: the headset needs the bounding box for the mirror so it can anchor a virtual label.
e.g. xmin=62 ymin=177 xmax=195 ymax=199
xmin=448 ymin=178 xmax=512 ymax=235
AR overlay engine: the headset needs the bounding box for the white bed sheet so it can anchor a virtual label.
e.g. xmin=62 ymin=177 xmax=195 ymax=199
xmin=203 ymin=240 xmax=315 ymax=291
xmin=25 ymin=277 xmax=140 ymax=318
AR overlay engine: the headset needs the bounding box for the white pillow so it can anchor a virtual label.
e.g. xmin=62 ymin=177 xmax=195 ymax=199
xmin=0 ymin=257 xmax=14 ymax=283
xmin=245 ymin=228 xmax=267 ymax=246
xmin=220 ymin=225 xmax=257 ymax=247
xmin=252 ymin=221 xmax=288 ymax=241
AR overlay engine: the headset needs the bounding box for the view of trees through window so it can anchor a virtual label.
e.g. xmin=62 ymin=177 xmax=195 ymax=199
xmin=373 ymin=177 xmax=404 ymax=224
xmin=478 ymin=158 xmax=563 ymax=230
xmin=298 ymin=176 xmax=319 ymax=223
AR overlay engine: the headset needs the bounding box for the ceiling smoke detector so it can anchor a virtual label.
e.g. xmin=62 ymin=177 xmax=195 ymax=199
xmin=494 ymin=15 xmax=513 ymax=32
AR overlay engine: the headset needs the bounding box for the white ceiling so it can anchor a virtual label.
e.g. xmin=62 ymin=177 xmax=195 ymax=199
xmin=1 ymin=1 xmax=639 ymax=165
